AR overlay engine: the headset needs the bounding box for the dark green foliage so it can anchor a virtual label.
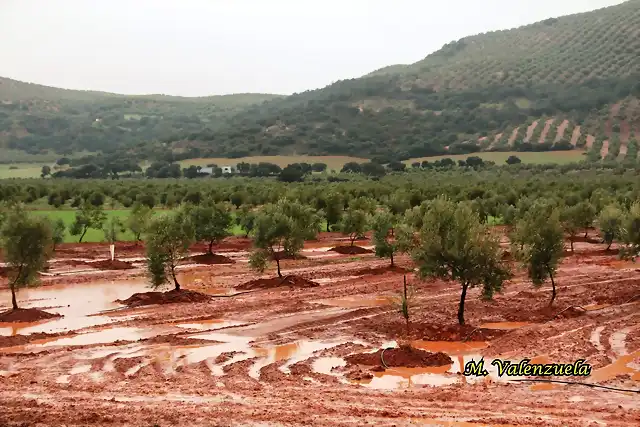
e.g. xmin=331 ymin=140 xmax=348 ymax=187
xmin=412 ymin=197 xmax=511 ymax=325
xmin=181 ymin=202 xmax=233 ymax=253
xmin=145 ymin=212 xmax=195 ymax=290
xmin=248 ymin=199 xmax=319 ymax=277
xmin=597 ymin=203 xmax=624 ymax=251
xmin=1 ymin=207 xmax=53 ymax=309
xmin=513 ymin=206 xmax=564 ymax=305
xmin=70 ymin=202 xmax=106 ymax=243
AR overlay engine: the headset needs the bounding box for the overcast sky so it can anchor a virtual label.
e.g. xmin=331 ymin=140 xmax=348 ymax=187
xmin=0 ymin=0 xmax=624 ymax=96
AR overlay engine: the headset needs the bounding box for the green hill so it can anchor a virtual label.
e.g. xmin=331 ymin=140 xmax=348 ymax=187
xmin=0 ymin=76 xmax=282 ymax=156
xmin=173 ymin=0 xmax=640 ymax=161
xmin=3 ymin=0 xmax=640 ymax=164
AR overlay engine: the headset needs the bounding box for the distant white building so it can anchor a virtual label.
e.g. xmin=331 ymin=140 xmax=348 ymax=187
xmin=199 ymin=167 xmax=214 ymax=175
xmin=221 ymin=166 xmax=233 ymax=174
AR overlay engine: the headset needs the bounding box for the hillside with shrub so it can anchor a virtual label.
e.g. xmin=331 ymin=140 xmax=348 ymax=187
xmin=0 ymin=77 xmax=282 ymax=156
xmin=171 ymin=0 xmax=640 ymax=161
xmin=2 ymin=0 xmax=640 ymax=163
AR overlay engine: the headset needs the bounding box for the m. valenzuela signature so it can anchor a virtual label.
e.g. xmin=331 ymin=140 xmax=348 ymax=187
xmin=463 ymin=358 xmax=592 ymax=377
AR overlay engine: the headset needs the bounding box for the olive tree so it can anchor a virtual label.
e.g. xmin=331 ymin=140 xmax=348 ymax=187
xmin=370 ymin=210 xmax=413 ymax=267
xmin=1 ymin=208 xmax=53 ymax=310
xmin=182 ymin=202 xmax=232 ymax=254
xmin=338 ymin=208 xmax=368 ymax=246
xmin=560 ymin=204 xmax=582 ymax=252
xmin=412 ymin=197 xmax=511 ymax=325
xmin=620 ymin=201 xmax=640 ymax=259
xmin=513 ymin=209 xmax=564 ymax=306
xmin=236 ymin=205 xmax=257 ymax=238
xmin=597 ymin=203 xmax=624 ymax=251
xmin=51 ymin=218 xmax=66 ymax=251
xmin=70 ymin=202 xmax=106 ymax=243
xmin=127 ymin=203 xmax=153 ymax=242
xmin=249 ymin=199 xmax=318 ymax=277
xmin=145 ymin=213 xmax=195 ymax=291
xmin=574 ymin=201 xmax=596 ymax=238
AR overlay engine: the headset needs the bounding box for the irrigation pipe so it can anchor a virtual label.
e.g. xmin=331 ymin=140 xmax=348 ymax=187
xmin=509 ymin=379 xmax=639 ymax=393
xmin=380 ymin=347 xmax=391 ymax=369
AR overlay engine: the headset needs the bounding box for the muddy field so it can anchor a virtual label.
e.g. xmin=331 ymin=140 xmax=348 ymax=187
xmin=0 ymin=232 xmax=639 ymax=426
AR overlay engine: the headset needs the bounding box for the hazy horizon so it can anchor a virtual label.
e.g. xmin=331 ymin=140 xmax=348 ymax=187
xmin=0 ymin=0 xmax=625 ymax=97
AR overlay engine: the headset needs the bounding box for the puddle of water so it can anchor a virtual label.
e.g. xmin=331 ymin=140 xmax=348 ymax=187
xmin=39 ymin=326 xmax=172 ymax=347
xmin=589 ymin=350 xmax=640 ymax=382
xmin=0 ymin=281 xmax=151 ymax=336
xmin=316 ymin=294 xmax=392 ymax=308
xmin=411 ymin=341 xmax=488 ymax=355
xmin=479 ymin=322 xmax=531 ymax=330
xmin=530 ymin=382 xmax=563 ymax=391
xmin=359 ymin=366 xmax=460 ymax=389
xmin=312 ymin=357 xmax=346 ymax=375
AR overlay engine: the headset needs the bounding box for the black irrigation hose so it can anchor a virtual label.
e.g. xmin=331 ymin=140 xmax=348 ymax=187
xmin=380 ymin=347 xmax=391 ymax=369
xmin=509 ymin=379 xmax=640 ymax=393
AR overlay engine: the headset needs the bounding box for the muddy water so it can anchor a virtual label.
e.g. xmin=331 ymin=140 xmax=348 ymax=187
xmin=316 ymin=294 xmax=393 ymax=308
xmin=411 ymin=340 xmax=489 ymax=354
xmin=0 ymin=281 xmax=151 ymax=336
xmin=479 ymin=322 xmax=531 ymax=330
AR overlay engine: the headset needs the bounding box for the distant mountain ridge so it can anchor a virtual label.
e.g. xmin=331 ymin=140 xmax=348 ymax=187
xmin=2 ymin=0 xmax=640 ymax=163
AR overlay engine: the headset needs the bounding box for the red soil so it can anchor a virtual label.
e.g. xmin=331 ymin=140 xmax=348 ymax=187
xmin=354 ymin=265 xmax=410 ymax=276
xmin=236 ymin=275 xmax=319 ymax=291
xmin=345 ymin=345 xmax=453 ymax=368
xmin=272 ymin=251 xmax=307 ymax=260
xmin=329 ymin=245 xmax=373 ymax=255
xmin=187 ymin=253 xmax=235 ymax=264
xmin=0 ymin=307 xmax=61 ymax=323
xmin=87 ymin=259 xmax=134 ymax=270
xmin=356 ymin=321 xmax=508 ymax=341
xmin=115 ymin=289 xmax=213 ymax=307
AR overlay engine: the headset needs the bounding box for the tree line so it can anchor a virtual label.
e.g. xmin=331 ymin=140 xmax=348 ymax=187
xmin=3 ymin=183 xmax=640 ymax=325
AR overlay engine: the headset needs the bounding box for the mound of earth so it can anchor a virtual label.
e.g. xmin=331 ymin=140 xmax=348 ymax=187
xmin=187 ymin=253 xmax=235 ymax=264
xmin=116 ymin=289 xmax=213 ymax=307
xmin=87 ymin=259 xmax=134 ymax=270
xmin=329 ymin=246 xmax=372 ymax=255
xmin=237 ymin=275 xmax=319 ymax=291
xmin=0 ymin=308 xmax=62 ymax=323
xmin=354 ymin=265 xmax=409 ymax=275
xmin=345 ymin=344 xmax=452 ymax=368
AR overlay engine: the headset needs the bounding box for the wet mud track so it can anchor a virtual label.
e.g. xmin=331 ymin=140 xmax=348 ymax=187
xmin=1 ymin=234 xmax=639 ymax=426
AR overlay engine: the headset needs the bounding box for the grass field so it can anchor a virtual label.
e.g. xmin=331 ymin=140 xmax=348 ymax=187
xmin=30 ymin=209 xmax=246 ymax=243
xmin=0 ymin=163 xmax=45 ymax=179
xmin=179 ymin=155 xmax=368 ymax=171
xmin=406 ymin=150 xmax=586 ymax=165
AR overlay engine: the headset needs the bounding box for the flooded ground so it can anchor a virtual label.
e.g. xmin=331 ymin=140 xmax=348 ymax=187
xmin=1 ymin=233 xmax=639 ymax=426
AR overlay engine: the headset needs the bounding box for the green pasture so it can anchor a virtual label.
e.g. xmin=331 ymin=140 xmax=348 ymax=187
xmin=30 ymin=209 xmax=246 ymax=243
xmin=406 ymin=150 xmax=586 ymax=165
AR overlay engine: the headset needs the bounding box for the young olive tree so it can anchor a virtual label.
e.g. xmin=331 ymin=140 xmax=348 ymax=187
xmin=412 ymin=197 xmax=511 ymax=325
xmin=145 ymin=213 xmax=195 ymax=291
xmin=51 ymin=218 xmax=66 ymax=251
xmin=1 ymin=208 xmax=53 ymax=309
xmin=70 ymin=202 xmax=106 ymax=243
xmin=513 ymin=209 xmax=564 ymax=306
xmin=370 ymin=210 xmax=413 ymax=267
xmin=620 ymin=201 xmax=640 ymax=259
xmin=560 ymin=204 xmax=582 ymax=252
xmin=597 ymin=203 xmax=624 ymax=251
xmin=338 ymin=208 xmax=368 ymax=246
xmin=127 ymin=203 xmax=153 ymax=242
xmin=103 ymin=216 xmax=125 ymax=245
xmin=249 ymin=199 xmax=317 ymax=277
xmin=574 ymin=201 xmax=596 ymax=238
xmin=182 ymin=202 xmax=232 ymax=254
xmin=323 ymin=192 xmax=344 ymax=232
xmin=236 ymin=205 xmax=257 ymax=238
